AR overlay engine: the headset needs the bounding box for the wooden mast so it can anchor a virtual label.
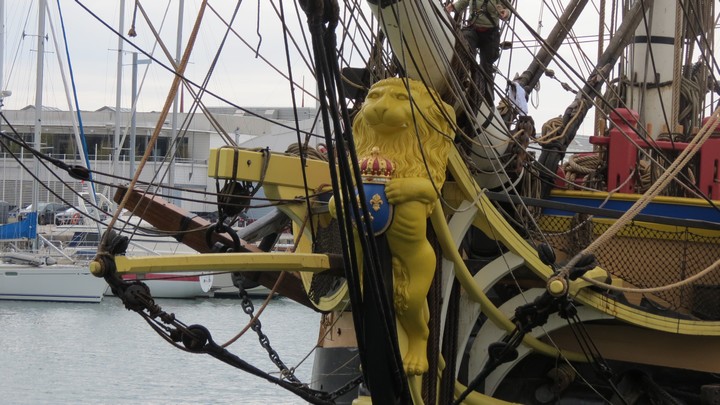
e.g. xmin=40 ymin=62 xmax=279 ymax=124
xmin=537 ymin=0 xmax=655 ymax=197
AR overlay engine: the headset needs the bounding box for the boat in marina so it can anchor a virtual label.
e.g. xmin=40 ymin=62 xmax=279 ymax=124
xmin=3 ymin=0 xmax=720 ymax=403
xmin=0 ymin=204 xmax=210 ymax=300
xmin=0 ymin=0 xmax=110 ymax=304
xmin=44 ymin=205 xmax=213 ymax=299
xmin=0 ymin=258 xmax=106 ymax=303
xmin=0 ymin=214 xmax=107 ymax=303
xmin=209 ymin=272 xmax=275 ymax=298
xmin=118 ymin=272 xmax=213 ymax=299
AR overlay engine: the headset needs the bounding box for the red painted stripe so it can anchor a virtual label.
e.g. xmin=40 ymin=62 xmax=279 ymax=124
xmin=122 ymin=274 xmax=200 ymax=282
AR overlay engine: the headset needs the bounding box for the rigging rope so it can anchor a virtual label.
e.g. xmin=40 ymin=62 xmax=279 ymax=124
xmin=280 ymin=0 xmax=319 ymax=249
xmin=100 ymin=0 xmax=208 ymax=251
xmin=301 ymin=1 xmax=412 ymax=402
xmin=558 ymin=106 xmax=720 ymax=293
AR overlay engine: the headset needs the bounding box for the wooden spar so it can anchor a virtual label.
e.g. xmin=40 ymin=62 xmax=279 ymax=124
xmin=515 ymin=0 xmax=589 ymax=94
xmin=112 ymin=185 xmax=316 ymax=309
xmin=112 ymin=253 xmax=340 ymax=275
xmin=537 ymin=0 xmax=654 ymax=197
xmin=113 ymin=185 xmax=259 ymax=253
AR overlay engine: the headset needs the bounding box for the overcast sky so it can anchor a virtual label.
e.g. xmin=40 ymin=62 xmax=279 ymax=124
xmin=0 ymin=0 xmax=611 ymax=131
xmin=1 ymin=1 xmax=316 ymax=113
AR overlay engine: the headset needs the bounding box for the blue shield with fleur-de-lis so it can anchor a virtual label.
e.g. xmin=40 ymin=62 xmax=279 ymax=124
xmin=354 ymin=146 xmax=395 ymax=235
xmin=354 ymin=182 xmax=393 ymax=236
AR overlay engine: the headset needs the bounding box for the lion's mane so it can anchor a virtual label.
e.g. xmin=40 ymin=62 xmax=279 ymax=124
xmin=353 ymin=78 xmax=456 ymax=185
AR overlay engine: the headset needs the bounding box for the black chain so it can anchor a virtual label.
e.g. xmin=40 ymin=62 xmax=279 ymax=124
xmin=233 ymin=274 xmax=364 ymax=400
xmin=331 ymin=376 xmax=363 ymax=399
xmin=235 ymin=275 xmax=302 ymax=384
xmin=100 ymin=227 xmax=364 ymax=404
xmin=104 ymin=267 xmax=340 ymax=403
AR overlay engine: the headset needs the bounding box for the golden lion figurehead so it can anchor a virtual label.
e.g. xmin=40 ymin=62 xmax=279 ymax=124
xmin=353 ymin=78 xmax=456 ymax=186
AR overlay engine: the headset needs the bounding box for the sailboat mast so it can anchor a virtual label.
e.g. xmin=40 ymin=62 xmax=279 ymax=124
xmin=31 ymin=0 xmax=46 ymax=250
xmin=0 ymin=0 xmax=7 ymax=207
xmin=168 ymin=0 xmax=184 ymax=205
xmin=114 ymin=0 xmax=125 ymax=169
xmin=0 ymin=0 xmax=4 ymax=97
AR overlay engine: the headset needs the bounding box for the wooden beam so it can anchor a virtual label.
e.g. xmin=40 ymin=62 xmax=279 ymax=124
xmin=113 ymin=252 xmax=341 ymax=274
xmin=208 ymin=148 xmax=330 ymax=189
xmin=114 ymin=186 xmax=259 ymax=253
xmin=112 ymin=186 xmax=317 ymax=309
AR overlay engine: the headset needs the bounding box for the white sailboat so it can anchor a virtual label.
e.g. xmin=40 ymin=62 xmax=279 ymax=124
xmin=0 ymin=0 xmax=106 ymax=303
xmin=0 ymin=251 xmax=106 ymax=303
xmin=43 ymin=191 xmax=213 ymax=299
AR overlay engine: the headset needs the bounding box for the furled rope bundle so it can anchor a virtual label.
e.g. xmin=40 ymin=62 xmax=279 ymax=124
xmin=285 ymin=143 xmax=329 ymax=161
xmin=599 ymin=79 xmax=622 ymax=118
xmin=679 ymin=75 xmax=702 ymax=136
xmin=536 ymin=116 xmax=563 ymax=144
xmin=509 ymin=116 xmax=535 ymax=174
xmin=562 ymin=153 xmax=603 ymax=189
xmin=636 ymin=159 xmax=652 ymax=193
xmin=497 ymin=98 xmax=510 ymax=117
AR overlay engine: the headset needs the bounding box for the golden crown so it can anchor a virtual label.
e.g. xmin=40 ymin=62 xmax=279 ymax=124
xmin=359 ymin=147 xmax=394 ymax=179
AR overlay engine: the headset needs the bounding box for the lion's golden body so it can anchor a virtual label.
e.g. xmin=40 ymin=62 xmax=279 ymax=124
xmin=352 ymin=77 xmax=455 ymax=375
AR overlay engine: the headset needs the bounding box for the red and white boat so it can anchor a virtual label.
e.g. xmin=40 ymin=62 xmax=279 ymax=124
xmin=117 ymin=272 xmax=213 ymax=299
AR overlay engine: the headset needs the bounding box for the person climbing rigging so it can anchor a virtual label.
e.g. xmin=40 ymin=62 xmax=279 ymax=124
xmin=446 ymin=0 xmax=510 ymax=101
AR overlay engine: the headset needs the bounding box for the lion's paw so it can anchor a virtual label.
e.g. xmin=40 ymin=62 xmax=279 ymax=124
xmin=403 ymin=348 xmax=429 ymax=376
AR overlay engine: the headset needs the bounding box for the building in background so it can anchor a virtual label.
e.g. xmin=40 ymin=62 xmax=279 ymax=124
xmin=0 ymin=106 xmax=321 ymax=216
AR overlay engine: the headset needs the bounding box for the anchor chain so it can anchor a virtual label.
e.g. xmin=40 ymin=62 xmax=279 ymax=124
xmin=95 ymin=231 xmax=363 ymax=404
xmin=234 ymin=273 xmax=302 ymax=384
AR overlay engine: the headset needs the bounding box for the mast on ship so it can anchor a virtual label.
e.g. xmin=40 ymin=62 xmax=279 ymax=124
xmin=627 ymin=0 xmax=714 ymax=139
xmin=167 ymin=0 xmax=183 ymax=205
xmin=536 ymin=0 xmax=714 ymax=197
xmin=538 ymin=0 xmax=653 ymax=197
xmin=628 ymin=0 xmax=679 ymax=138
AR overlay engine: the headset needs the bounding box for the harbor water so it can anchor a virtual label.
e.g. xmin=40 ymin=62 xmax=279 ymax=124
xmin=0 ymin=297 xmax=321 ymax=404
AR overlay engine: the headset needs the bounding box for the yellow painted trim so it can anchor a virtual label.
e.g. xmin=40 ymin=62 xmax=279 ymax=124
xmin=431 ymin=200 xmax=586 ymax=362
xmin=208 ymin=148 xmax=331 ymax=190
xmin=208 ymin=149 xmax=347 ymax=311
xmin=112 ymin=252 xmax=333 ymax=274
xmin=447 ymin=149 xmax=553 ymax=279
xmin=447 ymin=148 xmax=720 ymax=337
xmin=550 ymin=189 xmax=720 ymax=208
xmin=574 ymin=291 xmax=720 ymax=335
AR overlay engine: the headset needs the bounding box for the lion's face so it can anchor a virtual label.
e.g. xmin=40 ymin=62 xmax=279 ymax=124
xmin=353 ymin=78 xmax=456 ymax=185
xmin=360 ymin=83 xmax=414 ymax=135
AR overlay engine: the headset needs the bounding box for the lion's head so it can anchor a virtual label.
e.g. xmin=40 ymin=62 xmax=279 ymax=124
xmin=353 ymin=78 xmax=456 ymax=186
